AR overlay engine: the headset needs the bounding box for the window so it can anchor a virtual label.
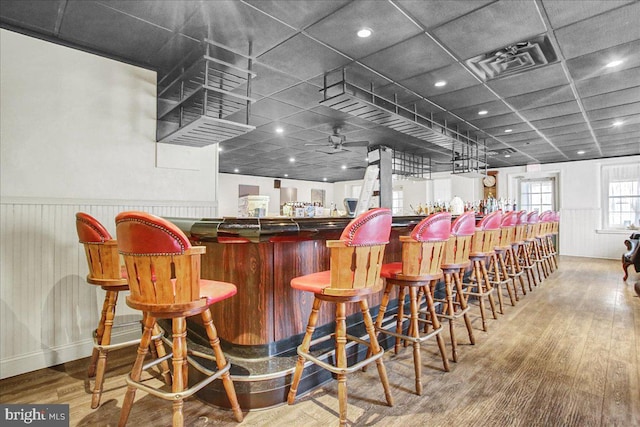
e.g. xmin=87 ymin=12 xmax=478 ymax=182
xmin=520 ymin=178 xmax=555 ymax=213
xmin=392 ymin=187 xmax=404 ymax=215
xmin=602 ymin=164 xmax=640 ymax=229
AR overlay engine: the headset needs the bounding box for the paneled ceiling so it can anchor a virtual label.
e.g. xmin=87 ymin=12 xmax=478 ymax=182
xmin=2 ymin=0 xmax=639 ymax=182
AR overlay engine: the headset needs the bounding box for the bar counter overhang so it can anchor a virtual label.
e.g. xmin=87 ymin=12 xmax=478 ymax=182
xmin=167 ymin=215 xmax=423 ymax=410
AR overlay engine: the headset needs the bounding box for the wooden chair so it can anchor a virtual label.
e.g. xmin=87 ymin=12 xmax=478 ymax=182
xmin=463 ymin=211 xmax=500 ymax=331
xmin=373 ymin=212 xmax=451 ymax=395
xmin=501 ymin=211 xmax=528 ymax=298
xmin=287 ymin=208 xmax=394 ymax=427
xmin=526 ymin=211 xmax=548 ymax=281
xmin=514 ymin=210 xmax=537 ymax=291
xmin=489 ymin=211 xmax=518 ymax=313
xmin=76 ymin=212 xmax=169 ymax=409
xmin=540 ymin=211 xmax=558 ymax=272
xmin=115 ymin=211 xmax=243 ymax=427
xmin=439 ymin=211 xmax=476 ymax=363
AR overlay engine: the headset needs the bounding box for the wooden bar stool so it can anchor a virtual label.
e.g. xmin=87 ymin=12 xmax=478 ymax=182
xmin=115 ymin=211 xmax=243 ymax=427
xmin=438 ymin=211 xmax=476 ymax=363
xmin=527 ymin=212 xmax=548 ymax=281
xmin=287 ymin=208 xmax=394 ymax=427
xmin=463 ymin=211 xmax=500 ymax=331
xmin=514 ymin=210 xmax=537 ymax=291
xmin=540 ymin=211 xmax=558 ymax=272
xmin=490 ymin=211 xmax=518 ymax=313
xmin=76 ymin=212 xmax=169 ymax=409
xmin=501 ymin=211 xmax=528 ymax=298
xmin=373 ymin=212 xmax=451 ymax=395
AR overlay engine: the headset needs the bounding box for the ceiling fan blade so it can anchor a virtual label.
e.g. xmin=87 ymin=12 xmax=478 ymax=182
xmin=342 ymin=140 xmax=369 ymax=147
xmin=305 ymin=143 xmax=330 ymax=146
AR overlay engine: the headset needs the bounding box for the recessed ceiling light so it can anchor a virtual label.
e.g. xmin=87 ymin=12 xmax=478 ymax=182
xmin=357 ymin=28 xmax=372 ymax=38
xmin=234 ymin=168 xmax=239 ymax=173
xmin=504 ymin=129 xmax=513 ymax=133
xmin=605 ymin=59 xmax=624 ymax=68
xmin=478 ymin=110 xmax=488 ymax=115
xmin=434 ymin=80 xmax=447 ymax=87
xmin=284 ymin=174 xmax=289 ymax=177
xmin=341 ymin=165 xmax=347 ymax=170
xmin=504 ymin=154 xmax=511 ymax=158
xmin=612 ymin=120 xmax=624 ymax=126
xmin=289 ymin=157 xmax=295 ymax=162
xmin=218 ymin=146 xmax=223 ymax=152
xmin=577 ymin=150 xmax=585 ymax=155
xmin=275 ymin=127 xmax=284 ymax=134
xmin=323 ymin=177 xmax=327 ymax=182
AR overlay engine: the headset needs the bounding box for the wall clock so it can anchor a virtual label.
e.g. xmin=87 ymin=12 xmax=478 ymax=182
xmin=483 ymin=171 xmax=498 ymax=199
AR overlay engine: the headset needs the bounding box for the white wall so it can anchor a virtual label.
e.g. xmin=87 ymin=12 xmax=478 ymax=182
xmin=494 ymin=156 xmax=640 ymax=260
xmin=0 ymin=29 xmax=219 ymax=378
xmin=217 ymin=173 xmax=334 ymax=216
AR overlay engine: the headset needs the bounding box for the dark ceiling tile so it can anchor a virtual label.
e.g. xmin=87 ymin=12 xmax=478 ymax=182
xmin=598 ymin=130 xmax=640 ymax=143
xmin=429 ymin=84 xmax=499 ymax=110
xmin=505 ymin=85 xmax=576 ymax=111
xmin=587 ymin=102 xmax=640 ymax=122
xmin=488 ymin=63 xmax=569 ymax=98
xmin=590 ymin=113 xmax=640 ymax=130
xmin=582 ymin=87 xmax=640 ymax=111
xmin=530 ymin=113 xmax=586 ymax=130
xmin=305 ymin=0 xmax=422 ymax=59
xmin=550 ymin=131 xmax=593 ymax=143
xmin=400 ymin=63 xmax=479 ymax=97
xmin=575 ymin=66 xmax=640 ymax=98
xmin=540 ymin=123 xmax=590 ymax=137
xmin=432 ymin=1 xmax=546 ymax=60
xmin=257 ymin=33 xmax=351 ymax=80
xmin=452 ymin=100 xmax=513 ymax=122
xmin=0 ymin=0 xmax=62 ymax=35
xmin=179 ymin=0 xmax=296 ymax=57
xmin=483 ymin=121 xmax=535 ymax=136
xmin=397 ymin=0 xmax=493 ymax=30
xmin=59 ymin=1 xmax=174 ymax=65
xmin=360 ymin=34 xmax=454 ymax=81
xmin=98 ymin=0 xmax=201 ymax=32
xmin=270 ymin=82 xmax=324 ymax=110
xmin=541 ymin=0 xmax=634 ymax=29
xmin=472 ymin=113 xmax=525 ymax=129
xmin=248 ymin=98 xmax=302 ymax=120
xmin=520 ymin=101 xmax=581 ymax=122
xmin=245 ymin=0 xmax=350 ymax=30
xmin=554 ymin=2 xmax=640 ymax=59
xmin=566 ymin=39 xmax=640 ymax=81
xmin=499 ymin=131 xmax=541 ymax=142
xmin=282 ymin=110 xmax=336 ymax=129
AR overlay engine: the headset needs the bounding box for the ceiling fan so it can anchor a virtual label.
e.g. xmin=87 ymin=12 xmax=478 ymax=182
xmin=305 ymin=127 xmax=369 ymax=154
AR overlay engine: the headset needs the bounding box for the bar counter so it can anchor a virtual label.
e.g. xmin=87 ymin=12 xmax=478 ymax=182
xmin=167 ymin=215 xmax=425 ymax=410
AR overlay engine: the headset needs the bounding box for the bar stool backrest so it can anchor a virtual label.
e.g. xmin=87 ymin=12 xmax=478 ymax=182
xmin=526 ymin=211 xmax=540 ymax=239
xmin=325 ymin=208 xmax=392 ymax=296
xmin=442 ymin=211 xmax=475 ymax=266
xmin=514 ymin=210 xmax=528 ymax=242
xmin=499 ymin=211 xmax=517 ymax=246
xmin=471 ymin=210 xmax=501 ymax=254
xmin=400 ymin=212 xmax=451 ymax=277
xmin=76 ymin=212 xmax=125 ymax=284
xmin=553 ymin=211 xmax=560 ymax=234
xmin=115 ymin=211 xmax=205 ymax=310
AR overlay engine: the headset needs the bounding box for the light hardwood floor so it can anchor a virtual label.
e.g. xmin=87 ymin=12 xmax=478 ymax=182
xmin=2 ymin=256 xmax=639 ymax=427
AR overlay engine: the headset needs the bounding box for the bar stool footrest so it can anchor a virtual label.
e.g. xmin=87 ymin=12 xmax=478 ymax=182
xmin=297 ymin=334 xmax=384 ymax=375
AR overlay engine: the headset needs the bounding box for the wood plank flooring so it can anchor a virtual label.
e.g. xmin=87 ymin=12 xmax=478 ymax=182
xmin=1 ymin=256 xmax=639 ymax=426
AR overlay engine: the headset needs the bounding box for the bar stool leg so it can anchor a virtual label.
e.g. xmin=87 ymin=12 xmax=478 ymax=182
xmin=118 ymin=314 xmax=155 ymax=427
xmin=408 ymin=286 xmax=423 ymax=395
xmin=201 ymin=309 xmax=243 ymax=422
xmin=489 ymin=255 xmax=505 ymax=314
xmin=498 ymin=252 xmax=517 ymax=305
xmin=395 ymin=286 xmax=407 ymax=354
xmin=287 ymin=297 xmax=322 ymax=405
xmin=453 ymin=269 xmax=475 ymax=346
xmin=360 ymin=298 xmax=393 ymax=406
xmin=424 ymin=281 xmax=450 ymax=373
xmin=149 ymin=321 xmax=172 ymax=386
xmin=365 ymin=282 xmax=393 ymax=369
xmin=335 ymin=302 xmax=348 ymax=427
xmin=91 ymin=290 xmax=118 ymax=408
xmin=171 ymin=317 xmax=187 ymax=427
xmin=442 ymin=273 xmax=459 ymax=362
xmin=507 ymin=246 xmax=527 ymax=297
xmin=480 ymin=261 xmax=498 ymax=320
xmin=89 ymin=291 xmax=113 ymax=378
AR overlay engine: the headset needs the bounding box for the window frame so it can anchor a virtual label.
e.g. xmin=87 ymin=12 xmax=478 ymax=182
xmin=601 ymin=164 xmax=640 ymax=230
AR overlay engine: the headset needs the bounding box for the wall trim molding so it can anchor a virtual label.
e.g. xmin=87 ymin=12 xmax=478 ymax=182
xmin=0 ymin=197 xmax=217 ymax=207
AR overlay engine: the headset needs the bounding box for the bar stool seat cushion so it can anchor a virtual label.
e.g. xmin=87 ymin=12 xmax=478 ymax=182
xmin=290 ymin=271 xmax=332 ymax=294
xmin=200 ymin=279 xmax=238 ymax=304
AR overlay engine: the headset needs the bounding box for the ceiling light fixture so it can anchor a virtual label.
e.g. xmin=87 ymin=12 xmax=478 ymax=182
xmin=284 ymin=174 xmax=288 ymax=177
xmin=234 ymin=168 xmax=239 ymax=173
xmin=605 ymin=59 xmax=624 ymax=68
xmin=612 ymin=120 xmax=624 ymax=126
xmin=357 ymin=28 xmax=372 ymax=38
xmin=218 ymin=146 xmax=223 ymax=152
xmin=275 ymin=127 xmax=284 ymax=134
xmin=504 ymin=129 xmax=513 ymax=133
xmin=504 ymin=154 xmax=511 ymax=158
xmin=434 ymin=80 xmax=447 ymax=87
xmin=323 ymin=177 xmax=327 ymax=181
xmin=341 ymin=165 xmax=347 ymax=170
xmin=577 ymin=150 xmax=585 ymax=155
xmin=289 ymin=157 xmax=295 ymax=162
xmin=478 ymin=110 xmax=488 ymax=115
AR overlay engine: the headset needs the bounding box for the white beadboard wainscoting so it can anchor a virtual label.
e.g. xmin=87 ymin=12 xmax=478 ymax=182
xmin=0 ymin=199 xmax=215 ymax=379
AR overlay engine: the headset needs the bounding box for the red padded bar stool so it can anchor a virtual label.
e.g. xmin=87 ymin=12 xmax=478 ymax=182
xmin=514 ymin=211 xmax=537 ymax=291
xmin=373 ymin=212 xmax=451 ymax=395
xmin=501 ymin=211 xmax=528 ymax=298
xmin=76 ymin=212 xmax=169 ymax=409
xmin=490 ymin=211 xmax=518 ymax=313
xmin=115 ymin=212 xmax=243 ymax=427
xmin=438 ymin=211 xmax=476 ymax=363
xmin=463 ymin=211 xmax=500 ymax=331
xmin=287 ymin=208 xmax=394 ymax=427
xmin=527 ymin=211 xmax=548 ymax=282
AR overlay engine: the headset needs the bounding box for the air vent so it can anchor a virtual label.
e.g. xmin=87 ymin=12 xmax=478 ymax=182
xmin=466 ymin=35 xmax=557 ymax=81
